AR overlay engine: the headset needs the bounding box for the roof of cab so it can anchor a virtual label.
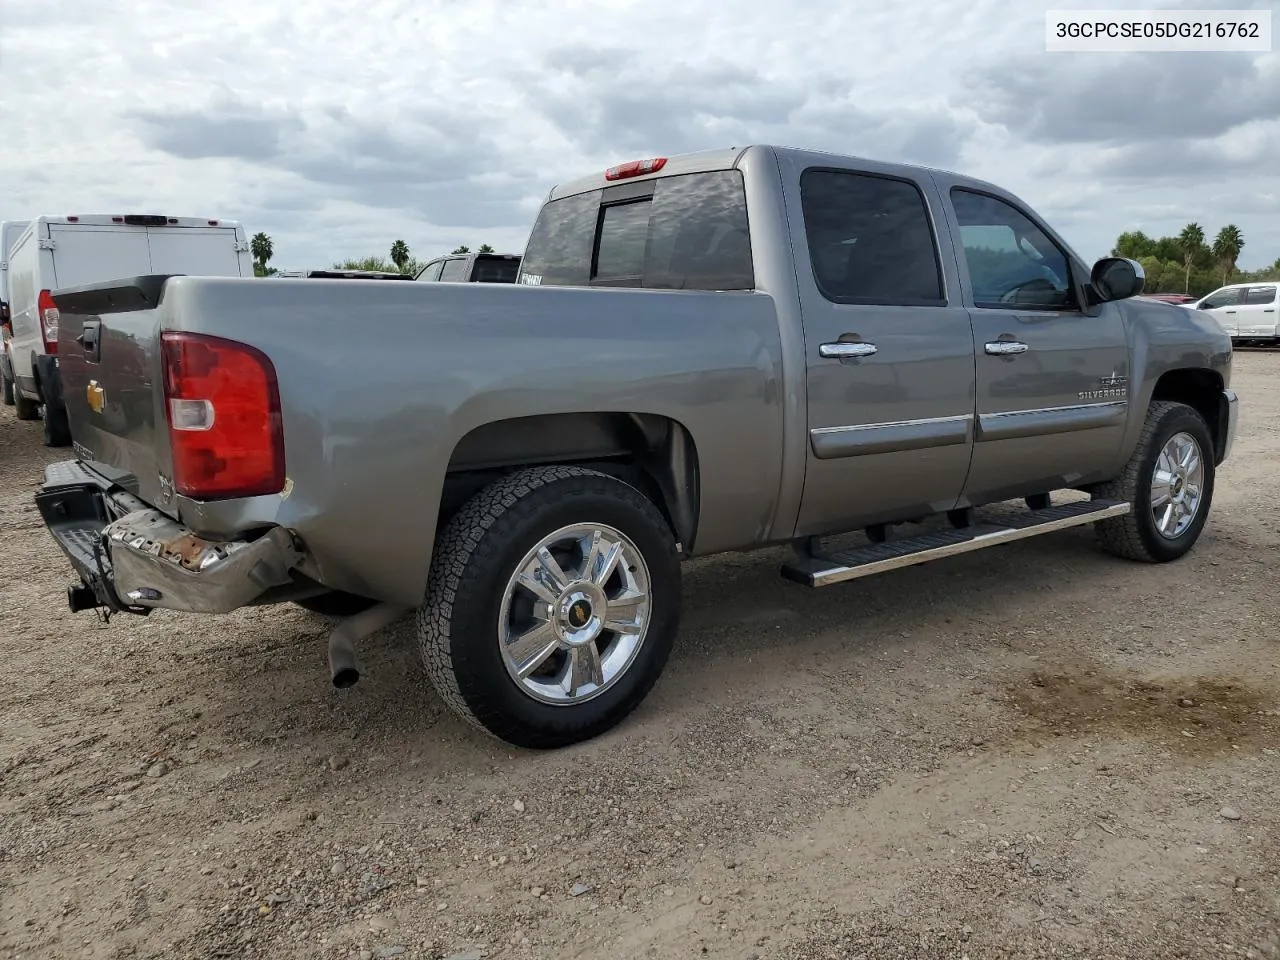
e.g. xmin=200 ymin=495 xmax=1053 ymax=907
xmin=544 ymin=144 xmax=1004 ymax=202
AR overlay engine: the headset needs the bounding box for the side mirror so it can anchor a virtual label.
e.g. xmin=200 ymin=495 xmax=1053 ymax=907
xmin=1090 ymin=257 xmax=1145 ymax=302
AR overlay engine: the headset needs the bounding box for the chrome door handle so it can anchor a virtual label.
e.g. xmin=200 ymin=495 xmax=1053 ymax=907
xmin=820 ymin=341 xmax=877 ymax=359
xmin=985 ymin=340 xmax=1029 ymax=356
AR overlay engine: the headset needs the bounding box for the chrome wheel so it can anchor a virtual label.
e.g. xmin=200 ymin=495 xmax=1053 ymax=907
xmin=1150 ymin=431 xmax=1204 ymax=539
xmin=498 ymin=523 xmax=652 ymax=706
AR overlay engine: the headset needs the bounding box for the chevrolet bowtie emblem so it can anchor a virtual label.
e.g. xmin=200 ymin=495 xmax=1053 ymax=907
xmin=86 ymin=380 xmax=105 ymax=414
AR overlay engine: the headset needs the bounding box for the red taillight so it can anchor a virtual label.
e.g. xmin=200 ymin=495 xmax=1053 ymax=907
xmin=38 ymin=289 xmax=59 ymax=354
xmin=160 ymin=332 xmax=285 ymax=500
xmin=604 ymin=157 xmax=667 ymax=181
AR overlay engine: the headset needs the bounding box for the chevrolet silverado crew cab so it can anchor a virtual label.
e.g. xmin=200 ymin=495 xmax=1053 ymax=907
xmin=35 ymin=145 xmax=1237 ymax=749
xmin=5 ymin=214 xmax=252 ymax=446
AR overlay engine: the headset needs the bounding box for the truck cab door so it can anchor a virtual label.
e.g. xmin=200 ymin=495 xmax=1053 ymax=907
xmin=1195 ymin=286 xmax=1242 ymax=336
xmin=939 ymin=184 xmax=1131 ymax=505
xmin=784 ymin=162 xmax=977 ymax=538
xmin=1237 ymin=284 xmax=1278 ymax=339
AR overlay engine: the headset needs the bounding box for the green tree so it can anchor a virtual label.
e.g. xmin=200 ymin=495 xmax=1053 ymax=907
xmin=1177 ymin=223 xmax=1206 ymax=294
xmin=1113 ymin=230 xmax=1155 ymax=260
xmin=1211 ymin=225 xmax=1244 ymax=286
xmin=478 ymin=243 xmax=494 ymax=254
xmin=334 ymin=256 xmax=398 ymax=272
xmin=451 ymin=245 xmax=471 ymax=255
xmin=251 ymin=232 xmax=274 ymax=275
xmin=390 ymin=239 xmax=411 ymax=272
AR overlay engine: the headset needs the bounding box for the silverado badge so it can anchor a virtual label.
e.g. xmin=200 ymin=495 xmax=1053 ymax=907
xmin=1079 ymin=371 xmax=1128 ymax=401
xmin=86 ymin=380 xmax=105 ymax=414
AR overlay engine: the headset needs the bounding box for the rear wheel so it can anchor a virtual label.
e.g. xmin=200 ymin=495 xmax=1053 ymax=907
xmin=1093 ymin=401 xmax=1215 ymax=562
xmin=417 ymin=465 xmax=680 ymax=749
xmin=42 ymin=403 xmax=71 ymax=447
xmin=14 ymin=382 xmax=39 ymax=420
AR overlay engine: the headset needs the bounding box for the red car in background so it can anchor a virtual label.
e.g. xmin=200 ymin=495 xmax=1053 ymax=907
xmin=1142 ymin=293 xmax=1198 ymax=305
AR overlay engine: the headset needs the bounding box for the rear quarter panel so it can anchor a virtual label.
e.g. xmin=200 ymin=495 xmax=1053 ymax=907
xmin=157 ymin=276 xmax=787 ymax=607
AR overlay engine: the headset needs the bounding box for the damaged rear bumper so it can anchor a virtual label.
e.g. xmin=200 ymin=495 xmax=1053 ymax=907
xmin=35 ymin=460 xmax=302 ymax=615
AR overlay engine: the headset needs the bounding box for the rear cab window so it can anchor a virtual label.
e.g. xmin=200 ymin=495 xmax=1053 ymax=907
xmin=518 ymin=170 xmax=754 ymax=291
xmin=471 ymin=255 xmax=521 ymax=284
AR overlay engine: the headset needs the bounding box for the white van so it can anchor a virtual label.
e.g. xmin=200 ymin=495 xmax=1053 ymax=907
xmin=5 ymin=214 xmax=252 ymax=445
xmin=1 ymin=219 xmax=31 ymax=406
xmin=1188 ymin=280 xmax=1280 ymax=346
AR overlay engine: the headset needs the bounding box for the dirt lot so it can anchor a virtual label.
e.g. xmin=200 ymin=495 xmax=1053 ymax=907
xmin=2 ymin=355 xmax=1278 ymax=960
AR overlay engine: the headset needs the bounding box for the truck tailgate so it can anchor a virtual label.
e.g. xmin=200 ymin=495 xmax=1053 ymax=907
xmin=53 ymin=276 xmax=173 ymax=507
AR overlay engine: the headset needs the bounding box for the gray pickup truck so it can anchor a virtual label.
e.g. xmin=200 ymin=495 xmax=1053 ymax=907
xmin=36 ymin=144 xmax=1237 ymax=749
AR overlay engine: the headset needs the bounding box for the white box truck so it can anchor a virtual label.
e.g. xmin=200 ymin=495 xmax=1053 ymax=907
xmin=4 ymin=214 xmax=252 ymax=445
xmin=1 ymin=219 xmax=31 ymax=406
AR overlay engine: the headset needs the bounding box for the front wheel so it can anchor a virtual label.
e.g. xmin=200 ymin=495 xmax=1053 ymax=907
xmin=1093 ymin=401 xmax=1215 ymax=562
xmin=417 ymin=465 xmax=680 ymax=749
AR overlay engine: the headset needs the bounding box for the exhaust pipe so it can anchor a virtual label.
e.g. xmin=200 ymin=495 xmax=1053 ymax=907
xmin=327 ymin=602 xmax=411 ymax=688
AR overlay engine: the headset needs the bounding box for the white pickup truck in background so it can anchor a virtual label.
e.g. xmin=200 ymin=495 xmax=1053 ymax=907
xmin=2 ymin=214 xmax=252 ymax=446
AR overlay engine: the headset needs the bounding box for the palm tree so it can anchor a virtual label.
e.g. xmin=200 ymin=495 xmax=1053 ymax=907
xmin=1212 ymin=225 xmax=1244 ymax=286
xmin=1177 ymin=223 xmax=1205 ymax=294
xmin=451 ymin=245 xmax=470 ymax=255
xmin=251 ymin=232 xmax=274 ymax=274
xmin=478 ymin=243 xmax=494 ymax=253
xmin=390 ymin=239 xmax=411 ymax=272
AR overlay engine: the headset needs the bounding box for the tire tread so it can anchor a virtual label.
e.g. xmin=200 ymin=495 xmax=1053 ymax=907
xmin=1093 ymin=400 xmax=1211 ymax=562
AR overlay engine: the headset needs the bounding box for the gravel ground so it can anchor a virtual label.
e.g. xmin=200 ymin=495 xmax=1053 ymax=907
xmin=1 ymin=354 xmax=1278 ymax=960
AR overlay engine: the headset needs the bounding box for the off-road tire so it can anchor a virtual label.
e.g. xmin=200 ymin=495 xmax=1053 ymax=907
xmin=42 ymin=403 xmax=72 ymax=447
xmin=14 ymin=383 xmax=39 ymax=420
xmin=2 ymin=370 xmax=13 ymax=406
xmin=1093 ymin=400 xmax=1215 ymax=562
xmin=293 ymin=591 xmax=376 ymax=618
xmin=417 ymin=465 xmax=680 ymax=749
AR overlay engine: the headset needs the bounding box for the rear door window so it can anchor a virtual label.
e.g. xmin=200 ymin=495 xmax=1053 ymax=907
xmin=439 ymin=258 xmax=468 ymax=282
xmin=518 ymin=170 xmax=754 ymax=291
xmin=1243 ymin=285 xmax=1277 ymax=305
xmin=799 ymin=170 xmax=944 ymax=306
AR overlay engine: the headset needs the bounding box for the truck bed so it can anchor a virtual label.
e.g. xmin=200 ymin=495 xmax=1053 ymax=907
xmin=52 ymin=274 xmax=787 ymax=606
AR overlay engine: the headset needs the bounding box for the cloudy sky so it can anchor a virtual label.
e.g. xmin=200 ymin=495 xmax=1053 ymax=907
xmin=2 ymin=0 xmax=1277 ymax=272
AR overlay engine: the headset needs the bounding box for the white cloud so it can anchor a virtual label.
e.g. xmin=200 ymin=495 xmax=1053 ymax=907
xmin=1 ymin=0 xmax=1277 ymax=270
